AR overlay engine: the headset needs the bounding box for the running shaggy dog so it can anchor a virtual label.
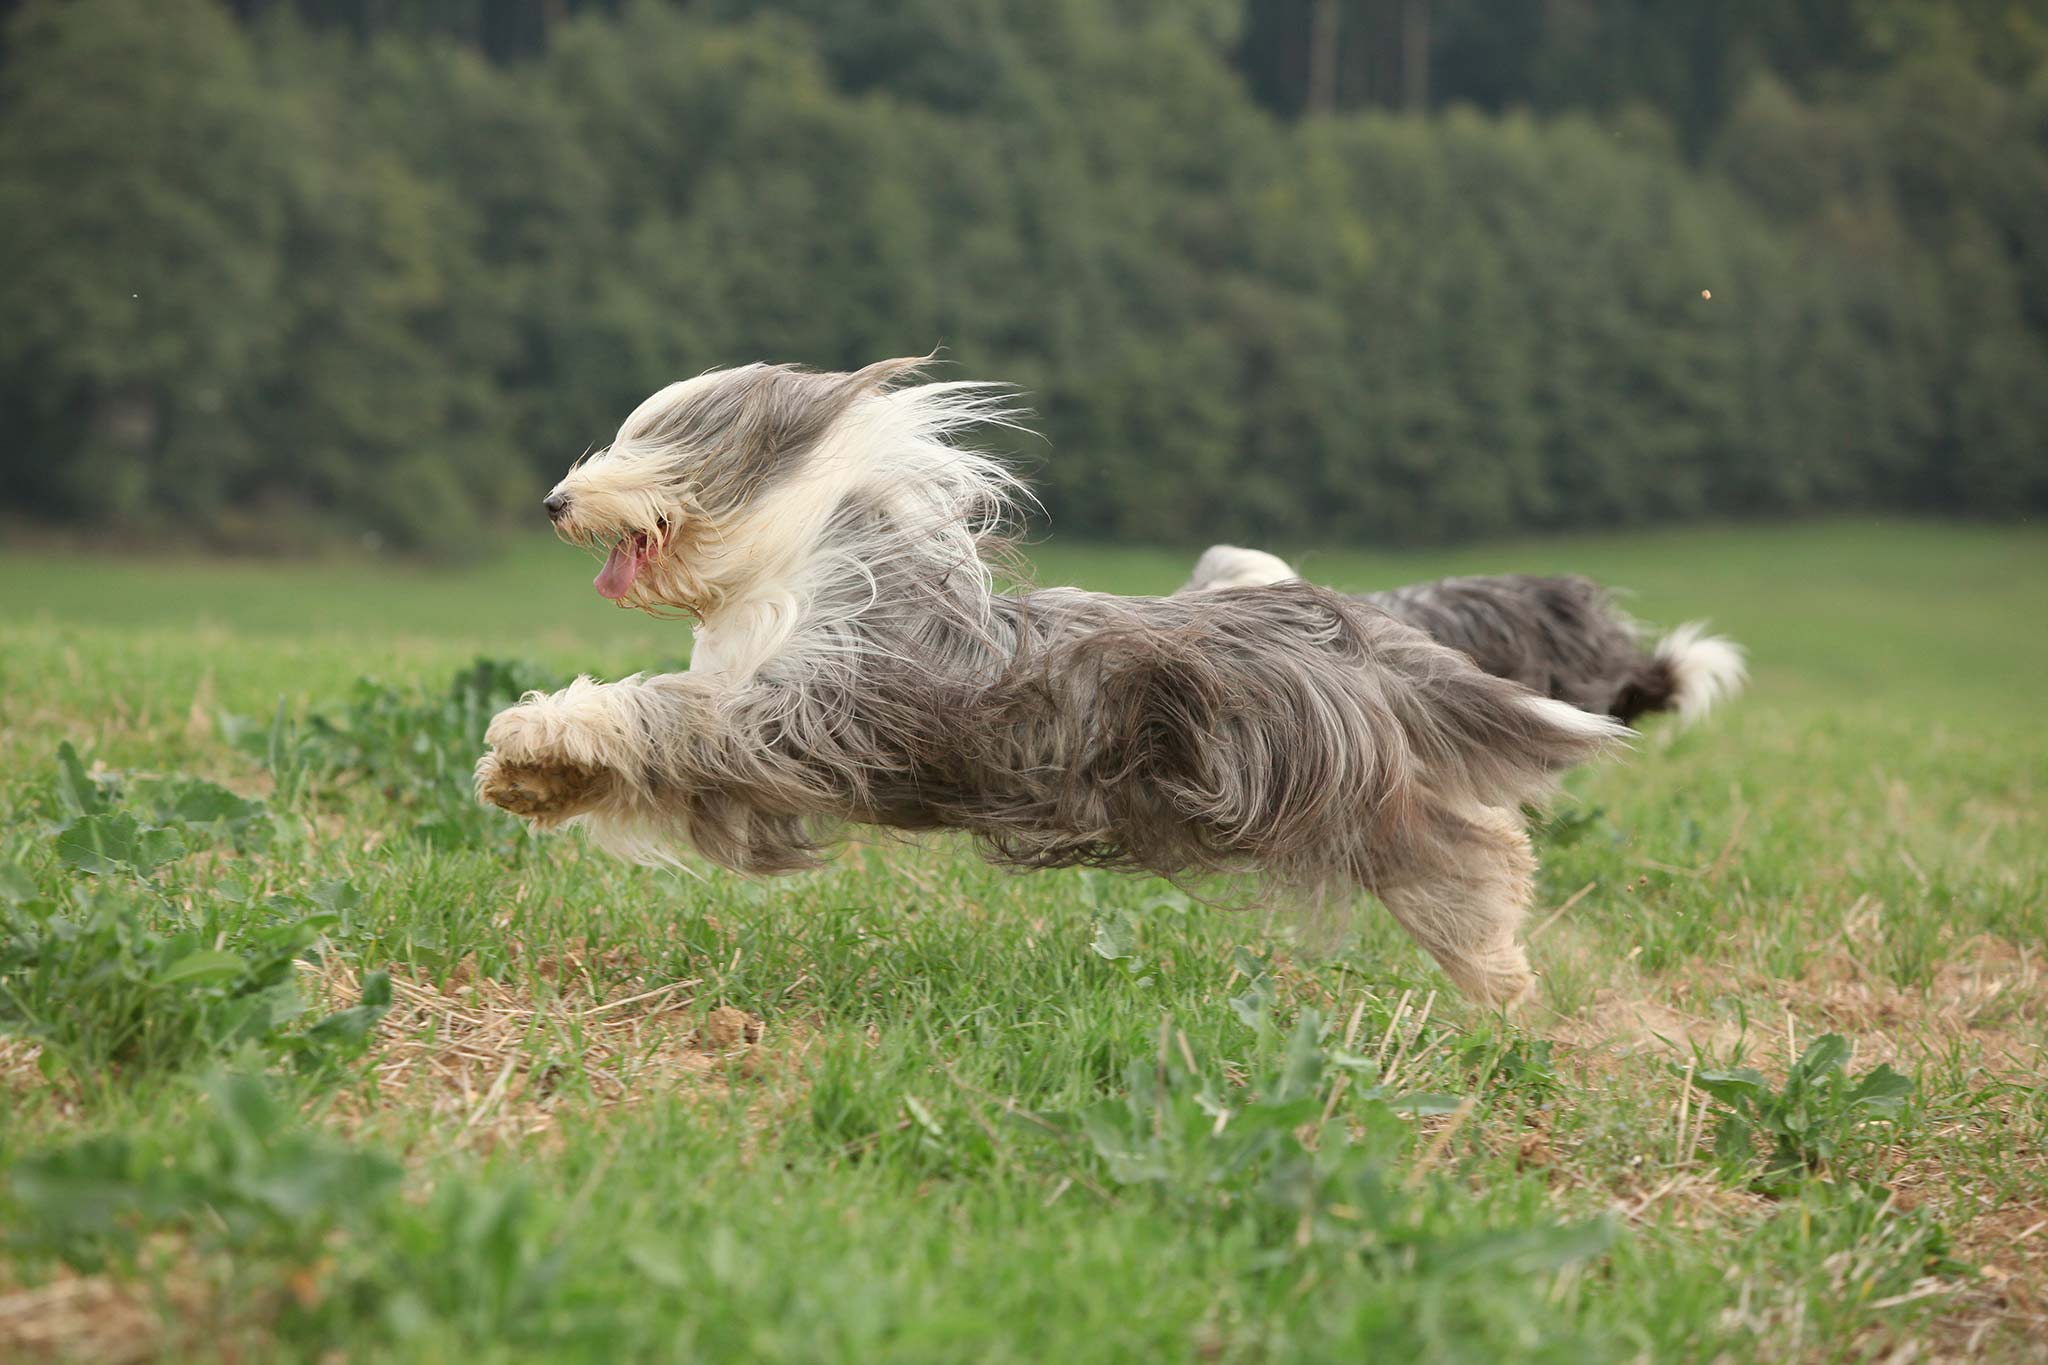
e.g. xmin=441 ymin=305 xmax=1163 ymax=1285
xmin=476 ymin=360 xmax=1626 ymax=1005
xmin=1183 ymin=545 xmax=1745 ymax=726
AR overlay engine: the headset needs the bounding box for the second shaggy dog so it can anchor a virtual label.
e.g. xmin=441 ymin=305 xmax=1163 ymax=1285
xmin=1183 ymin=545 xmax=1745 ymax=725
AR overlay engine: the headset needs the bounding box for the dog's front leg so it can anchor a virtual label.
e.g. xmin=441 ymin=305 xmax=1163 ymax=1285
xmin=476 ymin=670 xmax=820 ymax=873
xmin=475 ymin=674 xmax=656 ymax=825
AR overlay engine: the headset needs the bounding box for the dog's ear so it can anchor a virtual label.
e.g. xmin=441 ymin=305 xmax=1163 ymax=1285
xmin=844 ymin=354 xmax=936 ymax=396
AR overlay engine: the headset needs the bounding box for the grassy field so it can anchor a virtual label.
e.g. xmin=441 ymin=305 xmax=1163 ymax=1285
xmin=1 ymin=520 xmax=2044 ymax=1361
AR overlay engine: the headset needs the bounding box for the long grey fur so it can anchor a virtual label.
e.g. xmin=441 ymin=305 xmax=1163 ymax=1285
xmin=475 ymin=361 xmax=1628 ymax=1005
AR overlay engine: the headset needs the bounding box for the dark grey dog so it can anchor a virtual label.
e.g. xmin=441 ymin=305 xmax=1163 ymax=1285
xmin=1183 ymin=546 xmax=1744 ymax=725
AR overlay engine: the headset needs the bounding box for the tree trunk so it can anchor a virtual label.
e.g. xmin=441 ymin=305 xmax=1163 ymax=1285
xmin=1401 ymin=0 xmax=1430 ymax=111
xmin=1308 ymin=0 xmax=1340 ymax=115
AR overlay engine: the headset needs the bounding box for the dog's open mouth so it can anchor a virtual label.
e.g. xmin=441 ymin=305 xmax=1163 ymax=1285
xmin=595 ymin=530 xmax=654 ymax=600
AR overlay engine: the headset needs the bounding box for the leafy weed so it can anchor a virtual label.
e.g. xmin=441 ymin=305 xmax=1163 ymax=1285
xmin=1682 ymin=1034 xmax=1915 ymax=1191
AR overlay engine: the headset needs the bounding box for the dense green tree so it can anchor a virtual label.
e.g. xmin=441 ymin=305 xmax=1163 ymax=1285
xmin=0 ymin=0 xmax=2042 ymax=551
xmin=236 ymin=27 xmax=516 ymax=553
xmin=0 ymin=0 xmax=288 ymax=525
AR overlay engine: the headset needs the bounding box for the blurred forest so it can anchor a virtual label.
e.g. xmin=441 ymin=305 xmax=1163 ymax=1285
xmin=1 ymin=0 xmax=2045 ymax=554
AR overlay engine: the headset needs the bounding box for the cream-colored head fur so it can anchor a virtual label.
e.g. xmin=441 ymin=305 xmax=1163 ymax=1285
xmin=544 ymin=357 xmax=1029 ymax=679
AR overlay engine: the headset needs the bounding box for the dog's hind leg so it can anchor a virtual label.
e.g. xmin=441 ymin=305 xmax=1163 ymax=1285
xmin=1372 ymin=805 xmax=1539 ymax=1008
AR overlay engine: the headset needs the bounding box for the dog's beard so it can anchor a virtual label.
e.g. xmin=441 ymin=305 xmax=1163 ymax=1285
xmin=560 ymin=506 xmax=690 ymax=613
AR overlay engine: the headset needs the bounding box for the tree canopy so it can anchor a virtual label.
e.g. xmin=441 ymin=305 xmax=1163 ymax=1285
xmin=1 ymin=0 xmax=2043 ymax=553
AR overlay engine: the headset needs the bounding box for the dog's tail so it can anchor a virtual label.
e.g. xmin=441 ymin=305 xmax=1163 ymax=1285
xmin=1182 ymin=544 xmax=1297 ymax=594
xmin=1611 ymin=623 xmax=1747 ymax=726
xmin=1373 ymin=627 xmax=1631 ymax=810
xmin=1428 ymin=679 xmax=1631 ymax=810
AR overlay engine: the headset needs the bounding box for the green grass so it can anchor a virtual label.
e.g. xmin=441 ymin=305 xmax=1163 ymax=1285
xmin=1 ymin=520 xmax=2044 ymax=1361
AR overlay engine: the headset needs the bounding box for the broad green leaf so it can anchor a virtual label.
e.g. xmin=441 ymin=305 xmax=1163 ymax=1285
xmin=1692 ymin=1068 xmax=1767 ymax=1104
xmin=153 ymin=778 xmax=265 ymax=828
xmin=135 ymin=828 xmax=185 ymax=872
xmin=1229 ymin=946 xmax=1271 ymax=978
xmin=1712 ymin=1111 xmax=1757 ymax=1164
xmin=1076 ymin=1103 xmax=1169 ymax=1183
xmin=204 ymin=1069 xmax=286 ymax=1142
xmin=1848 ymin=1064 xmax=1915 ymax=1109
xmin=1794 ymin=1034 xmax=1852 ymax=1079
xmin=158 ymin=950 xmax=249 ymax=985
xmin=1229 ymin=975 xmax=1277 ymax=1029
xmin=307 ymin=879 xmax=362 ymax=919
xmin=1328 ymin=1048 xmax=1382 ymax=1076
xmin=1090 ymin=910 xmax=1140 ymax=964
xmin=0 ymin=862 xmax=38 ymax=903
xmin=1231 ymin=1095 xmax=1322 ymax=1134
xmin=54 ymin=741 xmax=110 ymax=816
xmin=54 ymin=813 xmax=185 ymax=876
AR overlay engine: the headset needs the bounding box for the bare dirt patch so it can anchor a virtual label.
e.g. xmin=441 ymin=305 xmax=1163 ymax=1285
xmin=1 ymin=1038 xmax=45 ymax=1092
xmin=1543 ymin=928 xmax=2044 ymax=1075
xmin=1536 ymin=929 xmax=2048 ymax=1359
xmin=0 ymin=1248 xmax=254 ymax=1365
xmin=0 ymin=1267 xmax=171 ymax=1364
xmin=1546 ymin=988 xmax=1750 ymax=1060
xmin=310 ymin=955 xmax=808 ymax=1151
xmin=1775 ymin=934 xmax=2046 ymax=1071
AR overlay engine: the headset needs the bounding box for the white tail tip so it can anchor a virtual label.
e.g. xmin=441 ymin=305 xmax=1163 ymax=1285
xmin=1183 ymin=545 xmax=1298 ymax=593
xmin=1654 ymin=623 xmax=1747 ymax=725
xmin=1520 ymin=694 xmax=1633 ymax=746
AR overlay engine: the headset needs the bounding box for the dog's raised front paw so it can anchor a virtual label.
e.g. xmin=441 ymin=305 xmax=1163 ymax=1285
xmin=475 ymin=751 xmax=612 ymax=825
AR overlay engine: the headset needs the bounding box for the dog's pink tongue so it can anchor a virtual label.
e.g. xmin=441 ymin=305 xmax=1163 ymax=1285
xmin=595 ymin=541 xmax=643 ymax=600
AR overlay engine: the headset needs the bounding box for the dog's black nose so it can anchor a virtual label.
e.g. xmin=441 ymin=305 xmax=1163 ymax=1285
xmin=543 ymin=492 xmax=571 ymax=523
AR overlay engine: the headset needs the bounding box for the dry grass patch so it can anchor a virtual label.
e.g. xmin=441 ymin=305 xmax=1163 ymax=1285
xmin=2 ymin=1038 xmax=46 ymax=1095
xmin=1777 ymin=934 xmax=2045 ymax=1069
xmin=1533 ymin=930 xmax=2048 ymax=1358
xmin=0 ymin=1242 xmax=341 ymax=1365
xmin=310 ymin=956 xmax=810 ymax=1151
xmin=1546 ymin=989 xmax=1750 ymax=1060
xmin=0 ymin=1266 xmax=174 ymax=1365
xmin=1887 ymin=1136 xmax=2048 ymax=1356
xmin=0 ymin=1247 xmax=272 ymax=1365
